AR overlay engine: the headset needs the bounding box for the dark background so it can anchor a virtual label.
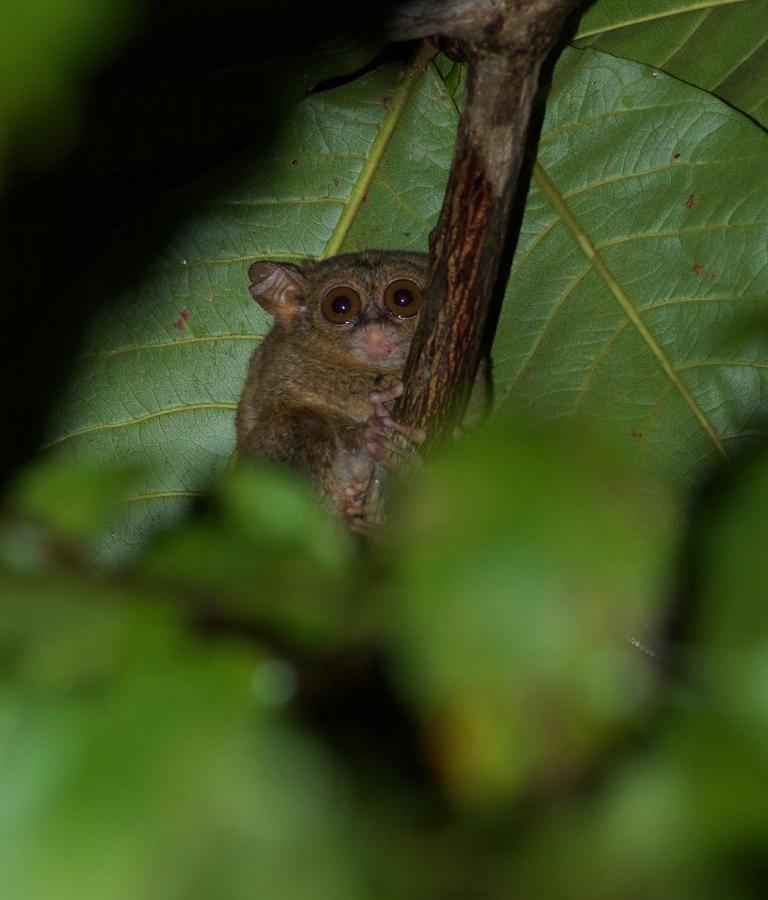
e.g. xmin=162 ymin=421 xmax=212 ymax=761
xmin=0 ymin=0 xmax=410 ymax=484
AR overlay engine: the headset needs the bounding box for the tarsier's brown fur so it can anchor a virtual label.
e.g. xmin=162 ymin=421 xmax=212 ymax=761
xmin=236 ymin=250 xmax=489 ymax=523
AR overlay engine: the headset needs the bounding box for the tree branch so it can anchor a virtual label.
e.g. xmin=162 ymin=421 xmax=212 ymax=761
xmin=366 ymin=0 xmax=581 ymax=521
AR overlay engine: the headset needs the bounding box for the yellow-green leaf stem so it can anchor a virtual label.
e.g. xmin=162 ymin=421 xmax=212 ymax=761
xmin=322 ymin=41 xmax=437 ymax=258
xmin=533 ymin=162 xmax=731 ymax=463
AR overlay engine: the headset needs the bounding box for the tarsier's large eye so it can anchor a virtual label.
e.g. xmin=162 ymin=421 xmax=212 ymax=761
xmin=322 ymin=286 xmax=361 ymax=324
xmin=383 ymin=278 xmax=423 ymax=318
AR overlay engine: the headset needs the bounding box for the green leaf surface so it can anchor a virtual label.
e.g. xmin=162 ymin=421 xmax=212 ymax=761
xmin=492 ymin=47 xmax=768 ymax=488
xmin=574 ymin=0 xmax=768 ymax=127
xmin=48 ymin=46 xmax=768 ymax=558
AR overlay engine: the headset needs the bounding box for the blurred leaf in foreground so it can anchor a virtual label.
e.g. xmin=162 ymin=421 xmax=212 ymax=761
xmin=140 ymin=463 xmax=357 ymax=650
xmin=678 ymin=449 xmax=768 ymax=848
xmin=382 ymin=418 xmax=674 ymax=808
xmin=491 ymin=450 xmax=768 ymax=900
xmin=7 ymin=456 xmax=141 ymax=545
xmin=0 ymin=573 xmax=366 ymax=900
xmin=0 ymin=0 xmax=138 ymax=186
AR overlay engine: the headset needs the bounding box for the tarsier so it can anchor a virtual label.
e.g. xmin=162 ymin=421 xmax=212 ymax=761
xmin=236 ymin=250 xmax=488 ymax=529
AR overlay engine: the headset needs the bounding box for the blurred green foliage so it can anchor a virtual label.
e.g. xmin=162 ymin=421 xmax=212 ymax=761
xmin=0 ymin=0 xmax=138 ymax=184
xmin=140 ymin=465 xmax=358 ymax=650
xmin=382 ymin=420 xmax=672 ymax=807
xmin=3 ymin=0 xmax=768 ymax=897
xmin=5 ymin=416 xmax=768 ymax=897
xmin=0 ymin=575 xmax=367 ymax=900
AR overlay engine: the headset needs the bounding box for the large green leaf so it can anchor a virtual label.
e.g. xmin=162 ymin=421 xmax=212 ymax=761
xmin=574 ymin=0 xmax=768 ymax=128
xmin=493 ymin=47 xmax=768 ymax=488
xmin=46 ymin=45 xmax=454 ymax=561
xmin=47 ymin=46 xmax=768 ymax=558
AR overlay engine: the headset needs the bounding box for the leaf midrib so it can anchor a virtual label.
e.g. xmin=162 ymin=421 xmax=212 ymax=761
xmin=322 ymin=41 xmax=436 ymax=258
xmin=532 ymin=161 xmax=731 ymax=463
xmin=575 ymin=0 xmax=747 ymax=39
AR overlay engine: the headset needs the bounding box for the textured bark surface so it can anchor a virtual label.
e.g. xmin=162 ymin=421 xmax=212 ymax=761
xmin=397 ymin=51 xmax=542 ymax=445
xmin=367 ymin=0 xmax=582 ymax=520
xmin=396 ymin=0 xmax=582 ymax=444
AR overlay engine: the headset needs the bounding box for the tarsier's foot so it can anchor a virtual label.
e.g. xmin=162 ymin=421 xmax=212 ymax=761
xmin=342 ymin=479 xmax=382 ymax=537
xmin=343 ymin=479 xmax=370 ymax=520
xmin=366 ymin=382 xmax=426 ymax=472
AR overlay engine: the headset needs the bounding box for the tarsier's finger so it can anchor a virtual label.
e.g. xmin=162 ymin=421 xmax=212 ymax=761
xmin=378 ymin=437 xmax=412 ymax=459
xmin=349 ymin=518 xmax=381 ymax=538
xmin=380 ymin=417 xmax=426 ymax=445
xmin=369 ymin=398 xmax=389 ymax=420
xmin=345 ymin=480 xmax=370 ymax=502
xmin=369 ymin=381 xmax=404 ymax=415
xmin=366 ymin=441 xmax=399 ymax=471
xmin=345 ymin=502 xmax=378 ymax=519
xmin=363 ymin=419 xmax=385 ymax=439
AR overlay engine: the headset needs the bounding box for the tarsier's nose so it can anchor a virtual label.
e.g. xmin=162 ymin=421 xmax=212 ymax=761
xmin=360 ymin=323 xmax=396 ymax=359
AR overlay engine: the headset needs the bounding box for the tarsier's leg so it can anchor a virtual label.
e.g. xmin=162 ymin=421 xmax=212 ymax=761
xmin=343 ymin=477 xmax=372 ymax=524
xmin=239 ymin=404 xmax=341 ymax=504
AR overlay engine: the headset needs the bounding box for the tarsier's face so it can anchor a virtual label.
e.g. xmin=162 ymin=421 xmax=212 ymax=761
xmin=249 ymin=251 xmax=429 ymax=371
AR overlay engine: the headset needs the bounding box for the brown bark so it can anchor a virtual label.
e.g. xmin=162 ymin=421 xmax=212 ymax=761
xmin=366 ymin=0 xmax=581 ymax=520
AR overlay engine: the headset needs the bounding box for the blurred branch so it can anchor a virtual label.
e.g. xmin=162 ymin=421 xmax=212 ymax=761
xmin=385 ymin=0 xmax=504 ymax=41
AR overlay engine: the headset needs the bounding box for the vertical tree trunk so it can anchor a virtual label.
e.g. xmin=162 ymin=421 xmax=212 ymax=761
xmin=367 ymin=0 xmax=581 ymax=520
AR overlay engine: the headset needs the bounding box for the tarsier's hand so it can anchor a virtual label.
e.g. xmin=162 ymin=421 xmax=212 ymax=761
xmin=343 ymin=382 xmax=426 ymax=534
xmin=365 ymin=382 xmax=426 ymax=472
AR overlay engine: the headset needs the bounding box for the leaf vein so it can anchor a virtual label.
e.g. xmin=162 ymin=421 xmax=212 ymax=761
xmin=534 ymin=161 xmax=731 ymax=462
xmin=120 ymin=490 xmax=205 ymax=504
xmin=574 ymin=319 xmax=632 ymax=411
xmin=711 ymin=31 xmax=768 ymax=90
xmin=598 ymin=219 xmax=768 ymax=250
xmin=45 ymin=402 xmax=237 ymax=449
xmin=653 ymin=9 xmax=710 ymax=69
xmin=575 ymin=0 xmax=746 ymax=39
xmin=512 ymin=265 xmax=592 ymax=385
xmin=83 ymin=333 xmax=264 ymax=360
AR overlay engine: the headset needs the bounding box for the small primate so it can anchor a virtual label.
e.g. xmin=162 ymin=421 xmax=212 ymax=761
xmin=236 ymin=251 xmax=429 ymax=527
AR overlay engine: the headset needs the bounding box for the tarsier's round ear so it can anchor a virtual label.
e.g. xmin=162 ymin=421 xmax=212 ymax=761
xmin=248 ymin=261 xmax=309 ymax=326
